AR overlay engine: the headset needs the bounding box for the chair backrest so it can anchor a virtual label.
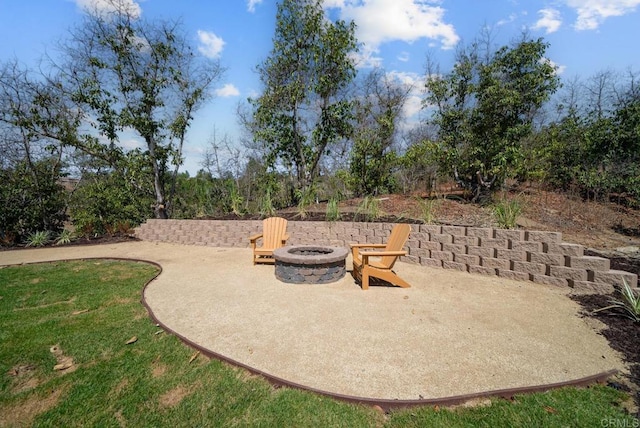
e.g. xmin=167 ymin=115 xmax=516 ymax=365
xmin=381 ymin=224 xmax=411 ymax=268
xmin=263 ymin=217 xmax=288 ymax=249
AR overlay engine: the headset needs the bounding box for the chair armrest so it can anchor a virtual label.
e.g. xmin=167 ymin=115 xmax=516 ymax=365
xmin=349 ymin=243 xmax=386 ymax=249
xmin=281 ymin=234 xmax=290 ymax=243
xmin=249 ymin=233 xmax=263 ymax=243
xmin=351 ymin=244 xmax=389 ymax=261
xmin=360 ymin=250 xmax=407 ymax=257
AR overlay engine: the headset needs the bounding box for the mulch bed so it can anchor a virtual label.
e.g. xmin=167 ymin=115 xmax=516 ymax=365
xmin=0 ymin=234 xmax=139 ymax=251
xmin=571 ymin=292 xmax=640 ymax=415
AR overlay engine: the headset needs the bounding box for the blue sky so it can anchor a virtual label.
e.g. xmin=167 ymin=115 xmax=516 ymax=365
xmin=1 ymin=0 xmax=639 ymax=175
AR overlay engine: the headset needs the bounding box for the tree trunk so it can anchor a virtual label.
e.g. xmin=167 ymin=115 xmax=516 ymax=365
xmin=147 ymin=137 xmax=168 ymax=219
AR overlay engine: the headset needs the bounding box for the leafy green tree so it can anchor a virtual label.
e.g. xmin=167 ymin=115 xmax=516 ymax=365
xmin=400 ymin=137 xmax=440 ymax=195
xmin=348 ymin=69 xmax=408 ymax=196
xmin=61 ymin=4 xmax=223 ymax=218
xmin=530 ymin=70 xmax=640 ymax=204
xmin=425 ymin=35 xmax=559 ymax=201
xmin=578 ymin=93 xmax=640 ymax=201
xmin=248 ymin=0 xmax=357 ymax=197
xmin=0 ymin=62 xmax=73 ymax=244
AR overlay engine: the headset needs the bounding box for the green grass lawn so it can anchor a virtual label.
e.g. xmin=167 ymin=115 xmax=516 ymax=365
xmin=0 ymin=260 xmax=636 ymax=427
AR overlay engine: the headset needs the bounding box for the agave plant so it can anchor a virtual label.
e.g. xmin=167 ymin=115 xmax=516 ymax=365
xmin=26 ymin=231 xmax=51 ymax=247
xmin=493 ymin=197 xmax=523 ymax=229
xmin=592 ymin=279 xmax=640 ymax=323
xmin=55 ymin=229 xmax=74 ymax=246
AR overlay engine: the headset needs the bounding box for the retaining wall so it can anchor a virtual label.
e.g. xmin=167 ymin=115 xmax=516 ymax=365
xmin=134 ymin=219 xmax=638 ymax=294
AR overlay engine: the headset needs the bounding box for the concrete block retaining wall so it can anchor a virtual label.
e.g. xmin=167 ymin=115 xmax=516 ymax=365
xmin=134 ymin=219 xmax=638 ymax=294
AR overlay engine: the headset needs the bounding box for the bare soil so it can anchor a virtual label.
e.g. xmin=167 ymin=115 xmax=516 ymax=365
xmin=225 ymin=185 xmax=640 ymax=253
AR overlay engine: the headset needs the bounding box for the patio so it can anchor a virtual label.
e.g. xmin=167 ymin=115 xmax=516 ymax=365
xmin=0 ymin=241 xmax=625 ymax=407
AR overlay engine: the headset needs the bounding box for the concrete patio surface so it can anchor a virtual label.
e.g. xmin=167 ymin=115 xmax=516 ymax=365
xmin=0 ymin=241 xmax=626 ymax=404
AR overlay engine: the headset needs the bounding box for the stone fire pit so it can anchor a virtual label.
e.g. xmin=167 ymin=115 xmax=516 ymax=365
xmin=273 ymin=245 xmax=348 ymax=284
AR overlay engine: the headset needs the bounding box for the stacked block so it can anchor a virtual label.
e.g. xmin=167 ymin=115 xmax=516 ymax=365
xmin=134 ymin=219 xmax=638 ymax=294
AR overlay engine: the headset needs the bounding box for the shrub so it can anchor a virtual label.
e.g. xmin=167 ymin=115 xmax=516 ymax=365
xmin=296 ymin=186 xmax=316 ymax=219
xmin=0 ymin=160 xmax=67 ymax=244
xmin=493 ymin=197 xmax=522 ymax=229
xmin=55 ymin=229 xmax=74 ymax=246
xmin=69 ymin=171 xmax=152 ymax=236
xmin=26 ymin=230 xmax=51 ymax=247
xmin=259 ymin=189 xmax=276 ymax=218
xmin=418 ymin=198 xmax=439 ymax=224
xmin=325 ymin=198 xmax=341 ymax=222
xmin=229 ymin=183 xmax=245 ymax=216
xmin=356 ymin=196 xmax=383 ymax=222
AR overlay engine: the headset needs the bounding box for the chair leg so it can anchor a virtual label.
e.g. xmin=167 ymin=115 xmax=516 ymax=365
xmin=391 ymin=274 xmax=411 ymax=288
xmin=362 ymin=266 xmax=370 ymax=290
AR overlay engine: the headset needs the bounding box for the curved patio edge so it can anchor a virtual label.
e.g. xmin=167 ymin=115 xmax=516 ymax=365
xmin=139 ymin=276 xmax=618 ymax=412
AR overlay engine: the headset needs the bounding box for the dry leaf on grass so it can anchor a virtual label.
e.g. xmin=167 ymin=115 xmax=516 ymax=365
xmin=126 ymin=336 xmax=138 ymax=345
xmin=53 ymin=361 xmax=73 ymax=371
xmin=188 ymin=351 xmax=200 ymax=364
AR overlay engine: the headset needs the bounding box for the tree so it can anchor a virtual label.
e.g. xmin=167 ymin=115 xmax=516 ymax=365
xmin=424 ymin=35 xmax=560 ymax=201
xmin=532 ymin=68 xmax=640 ymax=203
xmin=247 ymin=0 xmax=357 ymax=197
xmin=60 ymin=2 xmax=224 ymax=218
xmin=0 ymin=61 xmax=76 ymax=243
xmin=0 ymin=61 xmax=81 ymax=171
xmin=348 ymin=68 xmax=410 ymax=196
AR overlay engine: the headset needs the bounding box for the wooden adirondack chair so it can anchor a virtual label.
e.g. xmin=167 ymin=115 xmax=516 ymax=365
xmin=249 ymin=217 xmax=289 ymax=265
xmin=350 ymin=224 xmax=411 ymax=290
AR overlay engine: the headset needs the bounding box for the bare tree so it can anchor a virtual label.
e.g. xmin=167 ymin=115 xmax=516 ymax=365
xmin=57 ymin=2 xmax=224 ymax=218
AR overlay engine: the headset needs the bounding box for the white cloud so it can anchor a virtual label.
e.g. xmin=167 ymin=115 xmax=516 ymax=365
xmin=386 ymin=71 xmax=423 ymax=119
xmin=350 ymin=51 xmax=383 ymax=69
xmin=533 ymin=8 xmax=562 ymax=33
xmin=197 ymin=30 xmax=225 ymax=58
xmin=387 ymin=70 xmax=419 ymax=86
xmin=541 ymin=57 xmax=567 ymax=75
xmin=397 ymin=51 xmax=410 ymax=62
xmin=497 ymin=13 xmax=518 ymax=27
xmin=403 ymin=94 xmax=423 ymax=121
xmin=329 ymin=0 xmax=459 ymax=68
xmin=247 ymin=0 xmax=263 ymax=13
xmin=566 ymin=0 xmax=640 ymax=30
xmin=75 ymin=0 xmax=142 ymax=18
xmin=120 ymin=137 xmax=145 ymax=151
xmin=216 ymin=84 xmax=240 ymax=97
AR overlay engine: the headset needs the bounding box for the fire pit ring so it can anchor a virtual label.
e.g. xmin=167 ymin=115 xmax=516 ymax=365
xmin=273 ymin=245 xmax=348 ymax=284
